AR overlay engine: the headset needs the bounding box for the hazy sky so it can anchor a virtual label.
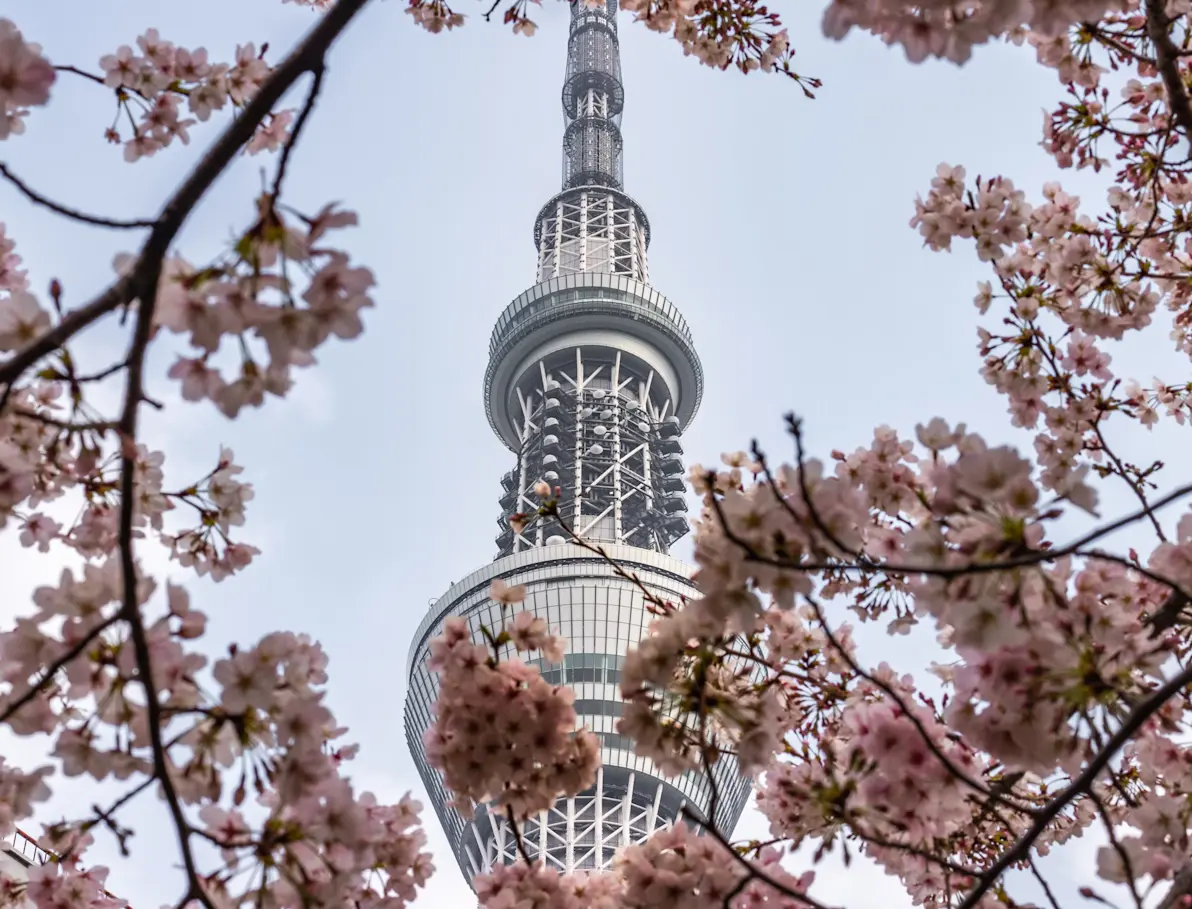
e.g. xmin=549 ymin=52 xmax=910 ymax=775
xmin=2 ymin=1 xmax=1186 ymax=906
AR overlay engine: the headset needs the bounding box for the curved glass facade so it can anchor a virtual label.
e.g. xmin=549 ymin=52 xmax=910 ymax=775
xmin=405 ymin=547 xmax=751 ymax=882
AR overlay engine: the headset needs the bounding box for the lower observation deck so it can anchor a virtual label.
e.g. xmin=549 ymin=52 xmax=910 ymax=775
xmin=404 ymin=543 xmax=751 ymax=884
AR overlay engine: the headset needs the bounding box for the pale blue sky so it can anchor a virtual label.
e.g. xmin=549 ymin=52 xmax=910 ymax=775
xmin=1 ymin=0 xmax=1186 ymax=906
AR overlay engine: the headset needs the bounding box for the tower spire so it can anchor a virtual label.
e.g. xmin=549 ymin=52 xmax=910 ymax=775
xmin=533 ymin=0 xmax=651 ymax=284
xmin=560 ymin=0 xmax=625 ymax=191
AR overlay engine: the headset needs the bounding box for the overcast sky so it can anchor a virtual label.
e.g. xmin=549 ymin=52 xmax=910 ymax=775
xmin=2 ymin=1 xmax=1186 ymax=906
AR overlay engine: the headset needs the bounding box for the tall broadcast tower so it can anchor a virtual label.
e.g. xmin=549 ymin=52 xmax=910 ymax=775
xmin=404 ymin=0 xmax=750 ymax=887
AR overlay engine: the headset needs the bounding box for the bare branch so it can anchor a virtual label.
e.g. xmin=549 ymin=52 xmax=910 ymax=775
xmin=270 ymin=65 xmax=327 ymax=200
xmin=0 ymin=163 xmax=155 ymax=229
xmin=53 ymin=64 xmax=109 ymax=87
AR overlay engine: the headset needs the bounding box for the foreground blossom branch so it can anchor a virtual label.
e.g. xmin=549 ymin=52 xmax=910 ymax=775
xmin=0 ymin=0 xmax=371 ymax=394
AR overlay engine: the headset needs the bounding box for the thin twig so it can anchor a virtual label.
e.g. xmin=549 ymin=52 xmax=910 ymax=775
xmin=270 ymin=65 xmax=326 ymax=200
xmin=0 ymin=615 xmax=119 ymax=725
xmin=1087 ymin=786 xmax=1144 ymax=909
xmin=1090 ymin=421 xmax=1165 ymax=542
xmin=1026 ymin=857 xmax=1064 ymax=909
xmin=53 ymin=65 xmax=108 ymax=87
xmin=680 ymin=805 xmax=833 ymax=909
xmin=0 ymin=163 xmax=155 ymax=229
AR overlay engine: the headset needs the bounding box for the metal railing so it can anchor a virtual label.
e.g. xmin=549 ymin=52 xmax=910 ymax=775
xmin=5 ymin=827 xmax=51 ymax=866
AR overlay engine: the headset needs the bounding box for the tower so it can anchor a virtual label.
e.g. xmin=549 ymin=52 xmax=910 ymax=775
xmin=404 ymin=0 xmax=751 ymax=887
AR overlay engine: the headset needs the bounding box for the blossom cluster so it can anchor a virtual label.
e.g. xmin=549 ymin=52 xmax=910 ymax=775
xmin=153 ymin=200 xmax=373 ymax=418
xmin=1 ymin=372 xmax=260 ymax=579
xmin=2 ymin=602 xmax=437 ymax=909
xmin=821 ymin=0 xmax=1128 ymax=64
xmin=424 ymin=584 xmax=599 ymax=818
xmin=0 ymin=11 xmax=431 ymax=909
xmin=98 ymin=30 xmax=280 ymax=162
xmin=606 ymin=415 xmax=1192 ymax=902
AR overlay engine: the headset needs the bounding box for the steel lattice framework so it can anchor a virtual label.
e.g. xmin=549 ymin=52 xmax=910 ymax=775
xmin=404 ymin=0 xmax=750 ymax=891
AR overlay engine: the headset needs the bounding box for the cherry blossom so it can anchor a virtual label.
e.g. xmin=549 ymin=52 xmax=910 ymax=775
xmin=6 ymin=2 xmax=1192 ymax=909
xmin=424 ymin=616 xmax=599 ymax=818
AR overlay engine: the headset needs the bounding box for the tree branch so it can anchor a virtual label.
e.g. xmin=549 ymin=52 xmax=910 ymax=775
xmin=0 ymin=163 xmax=155 ymax=229
xmin=0 ymin=276 xmax=135 ymax=392
xmin=96 ymin=2 xmax=376 ymax=906
xmin=1146 ymin=0 xmax=1192 ymax=140
xmin=956 ymin=660 xmax=1192 ymax=909
xmin=0 ymin=615 xmax=119 ymax=726
xmin=680 ymin=805 xmax=833 ymax=909
xmin=270 ymin=65 xmax=326 ymax=200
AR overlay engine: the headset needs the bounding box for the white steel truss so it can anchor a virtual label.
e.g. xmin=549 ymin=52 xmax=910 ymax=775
xmin=461 ymin=768 xmax=681 ymax=876
xmin=495 ymin=347 xmax=688 ymax=557
xmin=535 ymin=188 xmax=648 ymax=284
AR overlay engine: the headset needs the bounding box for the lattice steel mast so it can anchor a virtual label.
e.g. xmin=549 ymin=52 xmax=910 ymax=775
xmin=405 ymin=0 xmax=750 ymax=888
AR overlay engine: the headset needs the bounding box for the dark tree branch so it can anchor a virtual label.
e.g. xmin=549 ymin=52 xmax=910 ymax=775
xmin=1146 ymin=0 xmax=1192 ymax=140
xmin=0 ymin=276 xmax=135 ymax=393
xmin=53 ymin=64 xmax=108 ymax=87
xmin=79 ymin=2 xmax=377 ymax=906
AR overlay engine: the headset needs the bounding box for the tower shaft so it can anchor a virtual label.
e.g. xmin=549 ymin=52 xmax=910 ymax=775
xmin=404 ymin=3 xmax=750 ymax=889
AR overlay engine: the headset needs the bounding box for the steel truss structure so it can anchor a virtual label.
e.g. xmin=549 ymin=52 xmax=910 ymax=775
xmin=462 ymin=767 xmax=688 ymax=875
xmin=495 ymin=346 xmax=689 ymax=557
xmin=405 ymin=0 xmax=751 ymax=891
xmin=535 ymin=188 xmax=649 ymax=283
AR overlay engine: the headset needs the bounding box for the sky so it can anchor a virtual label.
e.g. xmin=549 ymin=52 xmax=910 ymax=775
xmin=1 ymin=0 xmax=1188 ymax=907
